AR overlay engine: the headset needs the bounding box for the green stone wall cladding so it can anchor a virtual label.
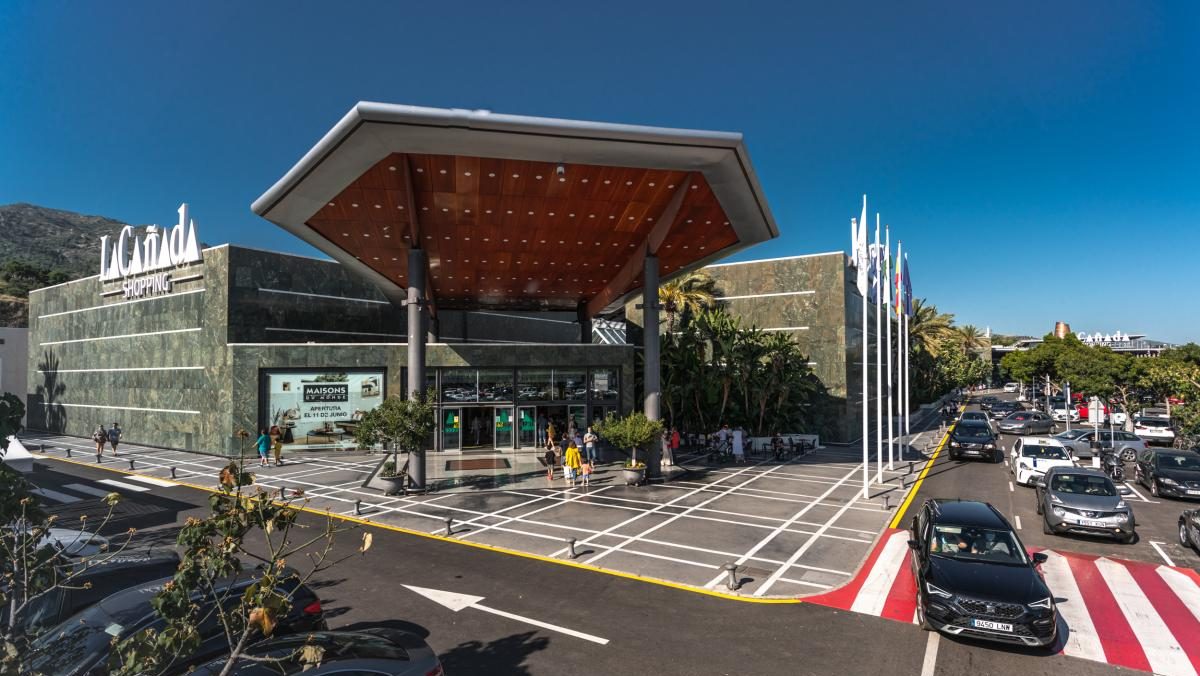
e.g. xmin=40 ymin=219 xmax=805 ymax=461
xmin=28 ymin=243 xmax=635 ymax=456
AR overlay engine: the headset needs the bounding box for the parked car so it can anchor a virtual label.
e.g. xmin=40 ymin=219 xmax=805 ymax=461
xmin=1076 ymin=402 xmax=1109 ymax=424
xmin=1133 ymin=448 xmax=1200 ymax=499
xmin=997 ymin=411 xmax=1055 ymax=435
xmin=1057 ymin=429 xmax=1149 ymax=461
xmin=1133 ymin=417 xmax=1176 ymax=445
xmin=1034 ymin=466 xmax=1135 ymax=543
xmin=1009 ymin=436 xmax=1076 ymax=487
xmin=1139 ymin=407 xmax=1171 ymax=420
xmin=5 ymin=551 xmax=180 ymax=635
xmin=186 ymin=628 xmax=443 ymax=676
xmin=24 ymin=571 xmax=326 ymax=676
xmin=948 ymin=422 xmax=1000 ymax=463
xmin=1181 ymin=508 xmax=1200 ymax=553
xmin=1003 ymin=383 xmax=1019 ymax=393
xmin=907 ymin=499 xmax=1056 ymax=647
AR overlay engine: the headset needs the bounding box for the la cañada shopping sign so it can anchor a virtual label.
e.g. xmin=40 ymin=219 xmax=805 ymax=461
xmin=100 ymin=203 xmax=202 ymax=299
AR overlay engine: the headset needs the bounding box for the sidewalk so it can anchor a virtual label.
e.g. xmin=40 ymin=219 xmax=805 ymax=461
xmin=22 ymin=422 xmax=944 ymax=598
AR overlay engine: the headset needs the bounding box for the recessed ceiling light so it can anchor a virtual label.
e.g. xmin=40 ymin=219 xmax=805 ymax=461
xmin=528 ymin=211 xmax=534 ymax=215
xmin=569 ymin=213 xmax=575 ymax=217
xmin=507 ymin=210 xmax=513 ymax=214
xmin=699 ymin=246 xmax=706 ymax=250
xmin=682 ymin=245 xmax=689 ymax=249
xmin=384 ymin=234 xmax=390 ymax=238
xmin=687 ymin=219 xmax=693 ymax=223
xmin=628 ymin=216 xmax=634 ymax=220
xmin=611 ymin=243 xmax=617 ymax=247
xmin=486 ymin=209 xmax=493 ymax=214
xmin=465 ymin=209 xmax=471 ymax=213
xmin=392 ymin=257 xmax=398 ymax=261
xmin=558 ymin=240 xmax=564 ymax=244
xmin=558 ymin=177 xmax=565 ymax=182
xmin=609 ymin=215 xmax=615 ymax=220
xmin=464 ymin=237 xmax=471 ymax=241
xmin=464 ymin=171 xmax=472 ymax=177
xmin=691 ymin=185 xmax=697 ymax=189
xmin=512 ymin=173 xmax=519 ymax=178
xmin=342 ymin=232 xmax=349 ymax=236
xmin=351 ymin=203 xmax=359 ymax=208
xmin=625 ymin=180 xmax=632 ymax=185
xmin=522 ymin=239 xmax=527 ymax=243
xmin=439 ymin=169 xmax=447 ymax=174
xmin=488 ymin=172 xmax=495 ymax=178
xmin=444 ymin=236 xmax=450 ymax=239
xmin=425 ymin=236 xmax=432 ymax=240
xmin=649 ymin=182 xmax=655 ymax=187
xmin=535 ymin=175 xmax=542 ymax=180
xmin=668 ymin=184 xmax=675 ymax=189
xmin=388 ymin=166 xmax=396 ymax=171
xmin=363 ymin=233 xmax=370 ymax=238
xmin=328 ymin=202 xmax=335 ymax=206
xmin=706 ymin=220 xmax=712 ymax=224
xmin=483 ymin=238 xmax=489 ymax=242
xmin=398 ymin=205 xmax=405 ymax=210
xmin=540 ymin=239 xmax=546 ymax=243
xmin=372 ymin=256 xmax=379 ymax=260
xmin=416 ymin=168 xmax=424 ymax=173
xmin=724 ymin=221 xmax=730 ymax=225
xmin=589 ymin=214 xmax=595 ymax=218
xmin=422 ymin=207 xmax=429 ymax=211
xmin=604 ymin=179 xmax=611 ymax=184
xmin=442 ymin=208 xmax=448 ymax=212
xmin=548 ymin=212 xmax=555 ymax=216
xmin=594 ymin=242 xmax=600 ymax=245
xmin=582 ymin=178 xmax=588 ymax=183
xmin=576 ymin=241 xmax=582 ymax=245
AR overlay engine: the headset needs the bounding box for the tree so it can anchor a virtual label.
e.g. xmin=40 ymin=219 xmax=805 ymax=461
xmin=658 ymin=271 xmax=718 ymax=335
xmin=955 ymin=325 xmax=989 ymax=353
xmin=353 ymin=390 xmax=438 ymax=482
xmin=908 ymin=299 xmax=956 ymax=357
xmin=111 ymin=462 xmax=372 ymax=676
xmin=596 ymin=412 xmax=664 ymax=475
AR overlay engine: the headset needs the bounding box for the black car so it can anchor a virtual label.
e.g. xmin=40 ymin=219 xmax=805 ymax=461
xmin=948 ymin=422 xmax=1000 ymax=463
xmin=988 ymin=401 xmax=1022 ymax=420
xmin=1181 ymin=508 xmax=1200 ymax=553
xmin=186 ymin=628 xmax=444 ymax=676
xmin=6 ymin=550 xmax=180 ymax=636
xmin=24 ymin=570 xmax=326 ymax=676
xmin=1134 ymin=448 xmax=1200 ymax=499
xmin=908 ymin=499 xmax=1056 ymax=647
xmin=977 ymin=396 xmax=1001 ymax=411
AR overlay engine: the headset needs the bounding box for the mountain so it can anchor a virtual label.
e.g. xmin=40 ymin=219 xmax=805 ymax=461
xmin=0 ymin=203 xmax=136 ymax=327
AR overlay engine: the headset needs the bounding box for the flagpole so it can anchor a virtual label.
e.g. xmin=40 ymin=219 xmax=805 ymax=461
xmin=874 ymin=215 xmax=883 ymax=485
xmin=856 ymin=195 xmax=870 ymax=500
xmin=903 ymin=257 xmax=911 ymax=441
xmin=885 ymin=227 xmax=894 ymax=471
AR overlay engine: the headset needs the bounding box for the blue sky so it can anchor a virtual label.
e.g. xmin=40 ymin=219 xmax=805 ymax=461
xmin=2 ymin=2 xmax=1197 ymax=342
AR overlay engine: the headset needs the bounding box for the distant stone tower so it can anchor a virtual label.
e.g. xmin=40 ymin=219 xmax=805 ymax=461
xmin=1054 ymin=321 xmax=1071 ymax=339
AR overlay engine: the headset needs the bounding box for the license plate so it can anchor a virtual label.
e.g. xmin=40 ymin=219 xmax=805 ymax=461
xmin=1187 ymin=490 xmax=1200 ymax=496
xmin=1081 ymin=520 xmax=1108 ymax=527
xmin=972 ymin=619 xmax=1013 ymax=632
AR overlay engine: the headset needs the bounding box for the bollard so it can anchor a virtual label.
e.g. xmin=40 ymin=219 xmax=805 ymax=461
xmin=355 ymin=499 xmax=363 ymax=516
xmin=566 ymin=537 xmax=578 ymax=559
xmin=723 ymin=563 xmax=740 ymax=591
xmin=883 ymin=495 xmax=891 ymax=510
xmin=444 ymin=516 xmax=454 ymax=537
xmin=170 ymin=466 xmax=177 ymax=479
xmin=65 ymin=447 xmax=72 ymax=458
xmin=908 ymin=461 xmax=914 ymax=474
xmin=128 ymin=459 xmax=135 ymax=470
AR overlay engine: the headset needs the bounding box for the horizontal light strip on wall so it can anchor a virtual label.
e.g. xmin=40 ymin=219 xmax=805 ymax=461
xmin=466 ymin=311 xmax=576 ymax=325
xmin=172 ymin=273 xmax=205 ymax=283
xmin=258 ymin=288 xmax=389 ymax=305
xmin=42 ymin=402 xmax=200 ymax=414
xmin=706 ymin=251 xmax=845 ymax=268
xmin=716 ymin=290 xmax=816 ymax=301
xmin=37 ymin=288 xmax=206 ymax=319
xmin=36 ymin=366 xmax=206 ymax=373
xmin=40 ymin=327 xmax=202 ymax=346
xmin=265 ymin=327 xmax=405 ymax=338
xmin=761 ymin=326 xmax=810 ymax=332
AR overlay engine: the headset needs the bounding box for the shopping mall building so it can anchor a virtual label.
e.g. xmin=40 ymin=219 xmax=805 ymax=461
xmin=25 ymin=102 xmax=798 ymax=487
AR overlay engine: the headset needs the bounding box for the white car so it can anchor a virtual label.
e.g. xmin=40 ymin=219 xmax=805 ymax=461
xmin=1110 ymin=410 xmax=1128 ymax=427
xmin=1003 ymin=382 xmax=1019 ymax=393
xmin=1133 ymin=417 xmax=1176 ymax=445
xmin=1009 ymin=436 xmax=1076 ymax=487
xmin=1050 ymin=405 xmax=1080 ymax=423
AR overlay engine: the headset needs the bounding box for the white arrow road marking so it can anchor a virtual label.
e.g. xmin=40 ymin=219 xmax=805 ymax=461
xmin=403 ymin=585 xmax=609 ymax=645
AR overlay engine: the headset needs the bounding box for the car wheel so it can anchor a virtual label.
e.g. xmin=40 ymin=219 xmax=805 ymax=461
xmin=1042 ymin=516 xmax=1054 ymax=535
xmin=1119 ymin=532 xmax=1137 ymax=545
xmin=1181 ymin=521 xmax=1193 ymax=549
xmin=1120 ymin=448 xmax=1136 ymax=462
xmin=916 ymin=591 xmax=932 ymax=631
xmin=1036 ymin=498 xmax=1043 ymax=515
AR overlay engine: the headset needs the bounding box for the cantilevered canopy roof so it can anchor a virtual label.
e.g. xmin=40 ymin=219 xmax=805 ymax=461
xmin=252 ymin=103 xmax=777 ymax=314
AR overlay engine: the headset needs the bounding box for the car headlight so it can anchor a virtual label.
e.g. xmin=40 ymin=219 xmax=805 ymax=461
xmin=1028 ymin=597 xmax=1054 ymax=610
xmin=1161 ymin=477 xmax=1179 ymax=486
xmin=926 ymin=582 xmax=954 ymax=599
xmin=950 ymin=441 xmax=961 ymax=448
xmin=1052 ymin=507 xmax=1066 ymax=517
xmin=1114 ymin=513 xmax=1129 ymax=522
xmin=984 ymin=443 xmax=996 ymax=450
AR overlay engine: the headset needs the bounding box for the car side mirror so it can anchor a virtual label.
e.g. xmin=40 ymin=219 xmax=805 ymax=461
xmin=1034 ymin=478 xmax=1046 ymax=488
xmin=1031 ymin=552 xmax=1048 ymax=565
xmin=1119 ymin=486 xmax=1132 ymax=496
xmin=907 ymin=539 xmax=920 ymax=551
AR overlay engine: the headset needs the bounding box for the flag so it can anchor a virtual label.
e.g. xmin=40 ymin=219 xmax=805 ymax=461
xmin=894 ymin=241 xmax=903 ymax=316
xmin=868 ymin=215 xmax=881 ymax=303
xmin=854 ymin=195 xmax=870 ymax=296
xmin=903 ymin=252 xmax=913 ymax=317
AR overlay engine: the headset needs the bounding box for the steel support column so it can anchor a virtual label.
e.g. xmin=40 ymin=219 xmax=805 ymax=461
xmin=577 ymin=301 xmax=592 ymax=344
xmin=643 ymin=253 xmax=661 ymax=421
xmin=407 ymin=247 xmax=428 ymax=490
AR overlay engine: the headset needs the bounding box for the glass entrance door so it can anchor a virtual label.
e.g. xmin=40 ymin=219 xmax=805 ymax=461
xmin=517 ymin=407 xmax=536 ymax=448
xmin=494 ymin=407 xmax=514 ymax=450
xmin=568 ymin=405 xmax=587 ymax=437
xmin=442 ymin=408 xmax=461 ymax=451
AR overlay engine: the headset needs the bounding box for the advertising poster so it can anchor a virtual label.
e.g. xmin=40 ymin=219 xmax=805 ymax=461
xmin=265 ymin=370 xmax=384 ymax=447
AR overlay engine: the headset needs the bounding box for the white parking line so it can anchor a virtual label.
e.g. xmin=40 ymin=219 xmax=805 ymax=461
xmin=1121 ymin=481 xmax=1154 ymax=503
xmin=127 ymin=475 xmax=177 ymax=487
xmin=919 ymin=632 xmax=940 ymax=676
xmin=1015 ymin=515 xmax=1023 ymax=530
xmin=30 ymin=487 xmax=81 ymax=504
xmin=1008 ymin=481 xmax=1014 ymax=492
xmin=64 ymin=483 xmax=119 ymax=498
xmin=1149 ymin=541 xmax=1176 ymax=567
xmin=97 ymin=478 xmax=151 ymax=492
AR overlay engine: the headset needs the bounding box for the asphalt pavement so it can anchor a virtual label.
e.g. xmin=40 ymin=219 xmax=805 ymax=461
xmin=19 ymin=452 xmax=1143 ymax=675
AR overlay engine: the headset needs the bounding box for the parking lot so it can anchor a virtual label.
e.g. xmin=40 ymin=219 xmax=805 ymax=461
xmin=21 ymin=431 xmax=929 ymax=598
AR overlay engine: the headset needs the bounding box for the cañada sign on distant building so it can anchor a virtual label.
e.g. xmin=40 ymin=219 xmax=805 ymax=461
xmin=99 ymin=203 xmax=202 ymax=299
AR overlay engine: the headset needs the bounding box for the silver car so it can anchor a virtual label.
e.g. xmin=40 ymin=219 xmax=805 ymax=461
xmin=1035 ymin=466 xmax=1135 ymax=543
xmin=1057 ymin=429 xmax=1149 ymax=461
xmin=997 ymin=411 xmax=1055 ymax=435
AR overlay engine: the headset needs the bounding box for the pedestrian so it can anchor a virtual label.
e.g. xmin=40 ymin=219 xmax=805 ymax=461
xmin=471 ymin=415 xmax=483 ymax=446
xmin=573 ymin=430 xmax=584 ymax=453
xmin=732 ymin=425 xmax=745 ymax=464
xmin=563 ymin=441 xmax=582 ymax=486
xmin=255 ymin=428 xmax=271 ymax=467
xmin=544 ymin=444 xmax=557 ymax=481
xmin=269 ymin=424 xmax=284 ymax=466
xmin=546 ymin=421 xmax=558 ymax=451
xmin=580 ymin=458 xmax=593 ymax=487
xmin=671 ymin=427 xmax=681 ymax=455
xmin=537 ymin=413 xmax=548 ymax=447
xmin=107 ymin=422 xmax=122 ymax=456
xmin=583 ymin=426 xmax=599 ymax=463
xmin=91 ymin=424 xmax=107 ymax=456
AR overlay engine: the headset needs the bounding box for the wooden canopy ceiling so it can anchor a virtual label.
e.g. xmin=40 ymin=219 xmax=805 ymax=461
xmin=306 ymin=153 xmax=739 ymax=312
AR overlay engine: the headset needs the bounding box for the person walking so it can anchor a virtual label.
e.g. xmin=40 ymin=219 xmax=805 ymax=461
xmin=107 ymin=422 xmax=122 ymax=456
xmin=91 ymin=425 xmax=107 ymax=457
xmin=269 ymin=425 xmax=284 ymax=466
xmin=536 ymin=413 xmax=548 ymax=447
xmin=471 ymin=414 xmax=483 ymax=446
xmin=544 ymin=444 xmax=557 ymax=481
xmin=583 ymin=426 xmax=599 ymax=463
xmin=732 ymin=425 xmax=745 ymax=464
xmin=255 ymin=428 xmax=271 ymax=467
xmin=563 ymin=441 xmax=583 ymax=487
xmin=580 ymin=458 xmax=593 ymax=487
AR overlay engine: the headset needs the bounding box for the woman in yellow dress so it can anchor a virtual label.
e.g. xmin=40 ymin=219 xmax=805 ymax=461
xmin=563 ymin=441 xmax=583 ymax=486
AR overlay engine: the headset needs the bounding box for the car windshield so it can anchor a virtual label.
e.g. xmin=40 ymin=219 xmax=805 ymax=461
xmin=1050 ymin=473 xmax=1116 ymax=496
xmin=1006 ymin=413 xmax=1031 ymax=421
xmin=930 ymin=525 xmax=1027 ymax=564
xmin=1055 ymin=429 xmax=1089 ymax=440
xmin=27 ymin=600 xmax=153 ymax=674
xmin=962 ymin=412 xmax=987 ymax=420
xmin=956 ymin=424 xmax=991 ymax=437
xmin=1159 ymin=454 xmax=1200 ymax=471
xmin=1138 ymin=419 xmax=1170 ymax=428
xmin=1021 ymin=444 xmax=1068 ymax=460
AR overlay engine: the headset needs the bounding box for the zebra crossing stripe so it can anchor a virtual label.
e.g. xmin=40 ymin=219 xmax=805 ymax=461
xmin=30 ymin=488 xmax=81 ymax=504
xmin=97 ymin=478 xmax=151 ymax=492
xmin=64 ymin=483 xmax=119 ymax=499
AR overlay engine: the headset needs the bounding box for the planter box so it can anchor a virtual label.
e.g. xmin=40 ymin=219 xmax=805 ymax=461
xmin=622 ymin=467 xmax=646 ymax=486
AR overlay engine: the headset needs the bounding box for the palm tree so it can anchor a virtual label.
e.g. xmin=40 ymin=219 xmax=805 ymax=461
xmin=659 ymin=271 xmax=718 ymax=334
xmin=908 ymin=298 xmax=956 ymax=357
xmin=956 ymin=324 xmax=989 ymax=352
